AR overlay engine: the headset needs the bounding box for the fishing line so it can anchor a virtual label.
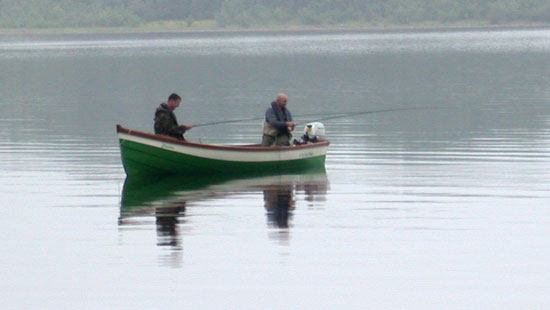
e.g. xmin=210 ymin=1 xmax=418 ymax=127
xmin=295 ymin=106 xmax=441 ymax=125
xmin=192 ymin=111 xmax=347 ymax=128
xmin=192 ymin=106 xmax=442 ymax=128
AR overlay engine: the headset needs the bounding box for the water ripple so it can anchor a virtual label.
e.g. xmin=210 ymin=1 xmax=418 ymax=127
xmin=1 ymin=29 xmax=549 ymax=58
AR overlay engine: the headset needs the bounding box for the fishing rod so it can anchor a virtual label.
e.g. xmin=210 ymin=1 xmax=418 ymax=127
xmin=294 ymin=106 xmax=441 ymax=125
xmin=193 ymin=106 xmax=440 ymax=128
xmin=192 ymin=111 xmax=349 ymax=128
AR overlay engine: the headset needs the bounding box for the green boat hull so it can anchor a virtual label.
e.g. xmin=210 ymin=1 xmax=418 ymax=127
xmin=119 ymin=139 xmax=327 ymax=177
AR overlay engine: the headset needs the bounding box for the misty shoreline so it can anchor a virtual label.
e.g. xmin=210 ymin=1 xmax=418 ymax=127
xmin=1 ymin=22 xmax=548 ymax=36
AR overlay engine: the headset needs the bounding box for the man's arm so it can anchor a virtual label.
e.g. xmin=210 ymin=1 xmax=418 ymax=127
xmin=286 ymin=110 xmax=295 ymax=130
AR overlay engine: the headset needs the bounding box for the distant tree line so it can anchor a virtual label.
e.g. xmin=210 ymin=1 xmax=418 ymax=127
xmin=0 ymin=0 xmax=548 ymax=28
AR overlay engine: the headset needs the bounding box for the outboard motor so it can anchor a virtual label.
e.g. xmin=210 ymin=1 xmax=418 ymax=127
xmin=301 ymin=122 xmax=326 ymax=144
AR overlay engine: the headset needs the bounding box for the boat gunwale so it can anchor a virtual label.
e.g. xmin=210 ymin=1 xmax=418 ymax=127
xmin=116 ymin=125 xmax=330 ymax=153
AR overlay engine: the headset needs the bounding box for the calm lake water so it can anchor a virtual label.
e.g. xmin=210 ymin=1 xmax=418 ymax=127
xmin=1 ymin=29 xmax=549 ymax=308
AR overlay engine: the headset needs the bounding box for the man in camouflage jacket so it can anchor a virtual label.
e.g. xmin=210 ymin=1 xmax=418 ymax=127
xmin=154 ymin=93 xmax=192 ymax=141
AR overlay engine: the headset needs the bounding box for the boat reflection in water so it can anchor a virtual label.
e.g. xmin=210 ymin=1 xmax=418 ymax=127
xmin=119 ymin=169 xmax=328 ymax=266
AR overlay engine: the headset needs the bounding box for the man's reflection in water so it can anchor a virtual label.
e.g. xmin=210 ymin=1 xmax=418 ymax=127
xmin=119 ymin=200 xmax=186 ymax=268
xmin=264 ymin=184 xmax=295 ymax=245
xmin=154 ymin=202 xmax=186 ymax=268
xmin=263 ymin=175 xmax=329 ymax=244
xmin=297 ymin=181 xmax=329 ymax=204
xmin=155 ymin=202 xmax=186 ymax=248
xmin=264 ymin=184 xmax=295 ymax=229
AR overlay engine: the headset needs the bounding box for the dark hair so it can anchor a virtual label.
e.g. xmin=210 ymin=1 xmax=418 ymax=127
xmin=168 ymin=93 xmax=181 ymax=102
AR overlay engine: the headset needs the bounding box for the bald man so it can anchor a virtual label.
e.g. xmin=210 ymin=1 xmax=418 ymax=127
xmin=262 ymin=93 xmax=296 ymax=146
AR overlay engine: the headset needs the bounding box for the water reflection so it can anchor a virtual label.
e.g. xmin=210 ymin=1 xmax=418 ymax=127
xmin=262 ymin=176 xmax=330 ymax=228
xmin=155 ymin=203 xmax=185 ymax=248
xmin=264 ymin=184 xmax=294 ymax=229
xmin=119 ymin=170 xmax=328 ymax=266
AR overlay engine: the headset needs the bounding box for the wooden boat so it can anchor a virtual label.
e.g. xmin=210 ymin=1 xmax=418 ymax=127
xmin=116 ymin=125 xmax=329 ymax=177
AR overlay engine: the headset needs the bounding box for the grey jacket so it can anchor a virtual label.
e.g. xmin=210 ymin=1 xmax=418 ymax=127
xmin=263 ymin=101 xmax=293 ymax=137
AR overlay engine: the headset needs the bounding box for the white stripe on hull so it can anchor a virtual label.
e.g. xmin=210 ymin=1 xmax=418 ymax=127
xmin=118 ymin=133 xmax=327 ymax=162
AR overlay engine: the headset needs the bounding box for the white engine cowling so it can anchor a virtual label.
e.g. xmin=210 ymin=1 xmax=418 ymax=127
xmin=303 ymin=122 xmax=326 ymax=141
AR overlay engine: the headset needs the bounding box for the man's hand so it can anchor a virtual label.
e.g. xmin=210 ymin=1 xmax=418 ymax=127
xmin=180 ymin=124 xmax=193 ymax=131
xmin=285 ymin=122 xmax=295 ymax=131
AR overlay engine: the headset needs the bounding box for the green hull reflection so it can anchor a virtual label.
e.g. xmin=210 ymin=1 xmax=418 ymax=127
xmin=119 ymin=168 xmax=329 ymax=252
xmin=121 ymin=167 xmax=328 ymax=211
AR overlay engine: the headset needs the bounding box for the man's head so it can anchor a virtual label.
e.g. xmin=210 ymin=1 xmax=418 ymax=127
xmin=276 ymin=93 xmax=288 ymax=108
xmin=166 ymin=93 xmax=182 ymax=110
